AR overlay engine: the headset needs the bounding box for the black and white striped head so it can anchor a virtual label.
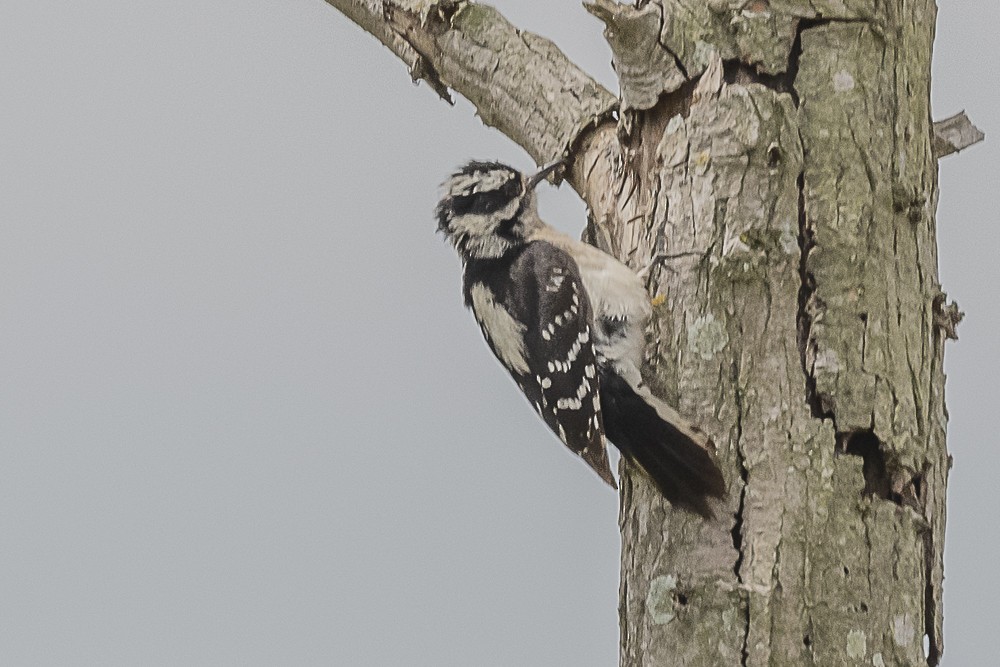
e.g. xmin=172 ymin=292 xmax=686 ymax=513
xmin=436 ymin=160 xmax=559 ymax=260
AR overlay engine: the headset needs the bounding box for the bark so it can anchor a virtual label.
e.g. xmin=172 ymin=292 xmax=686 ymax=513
xmin=933 ymin=111 xmax=986 ymax=159
xmin=328 ymin=1 xmax=981 ymax=664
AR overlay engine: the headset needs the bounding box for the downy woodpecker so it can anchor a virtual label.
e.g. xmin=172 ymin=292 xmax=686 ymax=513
xmin=436 ymin=160 xmax=725 ymax=516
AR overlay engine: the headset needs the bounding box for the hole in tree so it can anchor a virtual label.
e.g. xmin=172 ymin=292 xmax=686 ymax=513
xmin=842 ymin=430 xmax=899 ymax=503
xmin=767 ymin=145 xmax=782 ymax=168
xmin=722 ymin=59 xmax=794 ymax=99
xmin=676 ymin=593 xmax=689 ymax=606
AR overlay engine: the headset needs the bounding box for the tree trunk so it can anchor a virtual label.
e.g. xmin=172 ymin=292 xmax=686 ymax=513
xmin=328 ymin=1 xmax=972 ymax=664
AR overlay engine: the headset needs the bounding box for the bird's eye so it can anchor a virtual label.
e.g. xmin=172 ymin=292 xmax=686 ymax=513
xmin=451 ymin=177 xmax=522 ymax=216
xmin=501 ymin=177 xmax=523 ymax=199
xmin=449 ymin=194 xmax=474 ymax=216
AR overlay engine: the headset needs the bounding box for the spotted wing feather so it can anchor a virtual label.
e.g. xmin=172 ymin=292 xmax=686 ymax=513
xmin=464 ymin=241 xmax=615 ymax=487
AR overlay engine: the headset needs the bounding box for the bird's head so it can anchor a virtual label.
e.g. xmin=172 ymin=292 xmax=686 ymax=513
xmin=435 ymin=160 xmax=561 ymax=260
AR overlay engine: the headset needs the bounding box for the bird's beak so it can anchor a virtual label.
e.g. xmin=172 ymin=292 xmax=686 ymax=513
xmin=527 ymin=159 xmax=564 ymax=190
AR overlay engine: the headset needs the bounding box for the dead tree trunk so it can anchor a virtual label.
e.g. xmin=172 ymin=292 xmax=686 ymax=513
xmin=327 ymin=1 xmax=979 ymax=663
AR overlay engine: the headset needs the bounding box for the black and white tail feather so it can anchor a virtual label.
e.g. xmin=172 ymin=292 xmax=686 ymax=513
xmin=436 ymin=160 xmax=725 ymax=517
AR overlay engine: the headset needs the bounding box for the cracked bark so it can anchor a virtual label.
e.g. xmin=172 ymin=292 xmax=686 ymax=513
xmin=327 ymin=0 xmax=973 ymax=664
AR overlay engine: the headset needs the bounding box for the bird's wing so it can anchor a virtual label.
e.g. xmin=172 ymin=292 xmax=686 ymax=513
xmin=502 ymin=241 xmax=615 ymax=487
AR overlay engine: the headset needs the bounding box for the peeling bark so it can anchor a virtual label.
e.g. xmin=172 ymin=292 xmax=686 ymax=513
xmin=328 ymin=1 xmax=962 ymax=664
xmin=933 ymin=111 xmax=985 ymax=158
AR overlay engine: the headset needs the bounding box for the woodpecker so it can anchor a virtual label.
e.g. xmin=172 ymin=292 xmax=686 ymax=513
xmin=436 ymin=160 xmax=725 ymax=516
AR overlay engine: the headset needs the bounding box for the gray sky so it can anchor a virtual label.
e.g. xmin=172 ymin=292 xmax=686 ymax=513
xmin=1 ymin=1 xmax=996 ymax=665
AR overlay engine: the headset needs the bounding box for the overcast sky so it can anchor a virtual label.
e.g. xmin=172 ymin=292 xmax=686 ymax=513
xmin=1 ymin=1 xmax=996 ymax=665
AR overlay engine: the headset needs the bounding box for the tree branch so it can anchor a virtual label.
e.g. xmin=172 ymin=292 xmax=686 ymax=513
xmin=325 ymin=0 xmax=618 ymax=165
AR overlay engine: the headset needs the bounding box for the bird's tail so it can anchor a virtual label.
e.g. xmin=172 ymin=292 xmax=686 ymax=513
xmin=599 ymin=368 xmax=726 ymax=518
